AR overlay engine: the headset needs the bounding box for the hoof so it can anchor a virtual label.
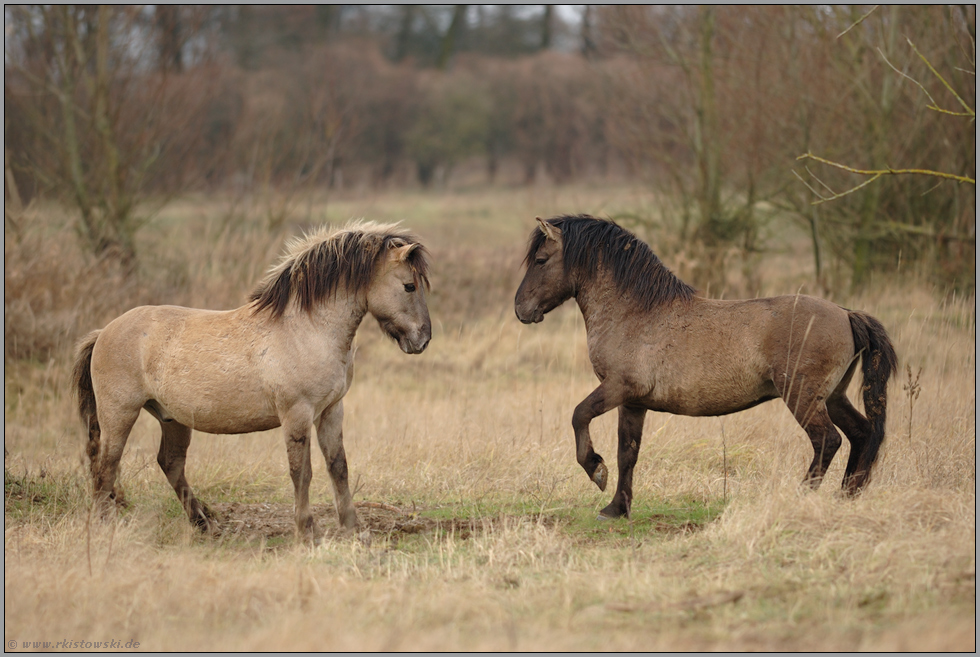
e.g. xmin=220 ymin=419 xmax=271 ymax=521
xmin=591 ymin=462 xmax=608 ymax=492
xmin=110 ymin=486 xmax=129 ymax=509
xmin=191 ymin=514 xmax=217 ymax=534
xmin=598 ymin=502 xmax=627 ymax=520
xmin=296 ymin=517 xmax=319 ymax=545
xmin=191 ymin=504 xmax=218 ymax=533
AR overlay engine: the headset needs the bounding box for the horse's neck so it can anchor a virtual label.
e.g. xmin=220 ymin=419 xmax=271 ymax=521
xmin=275 ymin=294 xmax=367 ymax=354
xmin=318 ymin=295 xmax=368 ymax=351
xmin=575 ymin=275 xmax=633 ymax=334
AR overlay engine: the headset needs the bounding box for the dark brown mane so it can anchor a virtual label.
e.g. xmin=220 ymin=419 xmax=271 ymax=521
xmin=525 ymin=214 xmax=695 ymax=310
xmin=250 ymin=222 xmax=430 ymax=319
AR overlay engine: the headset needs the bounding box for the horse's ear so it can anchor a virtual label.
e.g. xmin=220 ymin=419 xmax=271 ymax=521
xmin=390 ymin=242 xmax=420 ymax=262
xmin=536 ymin=217 xmax=561 ymax=242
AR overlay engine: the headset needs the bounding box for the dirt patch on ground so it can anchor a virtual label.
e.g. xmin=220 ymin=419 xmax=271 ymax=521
xmin=205 ymin=502 xmax=559 ymax=544
xmin=201 ymin=502 xmax=698 ymax=545
xmin=207 ymin=501 xmax=436 ymax=543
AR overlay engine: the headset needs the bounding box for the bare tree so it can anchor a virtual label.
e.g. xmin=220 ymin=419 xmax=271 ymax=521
xmin=793 ymin=5 xmax=976 ymax=289
xmin=5 ymin=5 xmax=216 ymax=270
xmin=601 ymin=6 xmax=769 ymax=294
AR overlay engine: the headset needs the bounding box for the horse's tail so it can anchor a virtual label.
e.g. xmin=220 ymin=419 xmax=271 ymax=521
xmin=71 ymin=330 xmax=102 ymax=481
xmin=847 ymin=311 xmax=898 ymax=479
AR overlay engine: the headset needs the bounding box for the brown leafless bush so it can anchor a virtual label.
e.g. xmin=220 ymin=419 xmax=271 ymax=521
xmin=597 ymin=5 xmax=975 ymax=294
xmin=3 ymin=217 xmax=134 ymax=361
xmin=4 ymin=6 xmax=227 ymax=270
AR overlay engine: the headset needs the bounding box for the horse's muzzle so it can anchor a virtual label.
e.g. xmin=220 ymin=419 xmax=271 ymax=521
xmin=400 ymin=336 xmax=429 ymax=354
xmin=398 ymin=326 xmax=431 ymax=354
xmin=515 ymin=306 xmax=544 ymax=324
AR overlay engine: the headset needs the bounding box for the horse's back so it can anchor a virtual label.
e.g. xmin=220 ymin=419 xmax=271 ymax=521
xmin=90 ymin=305 xmax=198 ymax=398
xmin=697 ymin=294 xmax=854 ymax=374
xmin=749 ymin=294 xmax=854 ymax=361
xmin=94 ymin=304 xmax=236 ymax=385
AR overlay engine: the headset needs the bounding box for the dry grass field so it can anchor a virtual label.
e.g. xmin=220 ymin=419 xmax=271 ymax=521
xmin=4 ymin=183 xmax=975 ymax=651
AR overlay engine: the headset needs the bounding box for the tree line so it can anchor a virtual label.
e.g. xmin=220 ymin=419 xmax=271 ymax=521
xmin=4 ymin=5 xmax=975 ymax=290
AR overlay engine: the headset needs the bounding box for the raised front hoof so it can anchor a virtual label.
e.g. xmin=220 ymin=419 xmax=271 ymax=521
xmin=591 ymin=462 xmax=608 ymax=492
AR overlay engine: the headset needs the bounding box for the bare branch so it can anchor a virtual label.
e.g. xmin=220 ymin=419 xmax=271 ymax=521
xmin=837 ymin=5 xmax=880 ymax=40
xmin=926 ymin=106 xmax=975 ymax=117
xmin=796 ymin=164 xmax=885 ymax=205
xmin=799 ymin=152 xmax=975 ymax=184
xmin=877 ymin=46 xmax=940 ymax=108
xmin=907 ymin=38 xmax=975 ymax=117
xmin=797 ymin=152 xmax=975 ymax=205
xmin=804 ymin=165 xmax=838 ymax=195
xmin=792 ymin=169 xmax=838 ymax=201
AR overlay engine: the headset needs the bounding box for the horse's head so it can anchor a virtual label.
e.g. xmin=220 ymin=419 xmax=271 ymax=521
xmin=515 ymin=217 xmax=574 ymax=324
xmin=368 ymin=241 xmax=431 ymax=354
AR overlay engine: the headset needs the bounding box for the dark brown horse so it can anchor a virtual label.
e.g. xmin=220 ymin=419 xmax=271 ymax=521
xmin=515 ymin=215 xmax=897 ymax=518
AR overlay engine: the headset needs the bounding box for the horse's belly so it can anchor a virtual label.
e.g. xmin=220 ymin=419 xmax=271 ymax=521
xmin=643 ymin=378 xmax=779 ymax=417
xmin=181 ymin=413 xmax=281 ymax=435
xmin=153 ymin=392 xmax=280 ymax=434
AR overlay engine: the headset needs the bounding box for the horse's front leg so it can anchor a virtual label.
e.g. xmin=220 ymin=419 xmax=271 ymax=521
xmin=599 ymin=404 xmax=647 ymax=519
xmin=315 ymin=401 xmax=360 ymax=532
xmin=572 ymin=379 xmax=627 ymax=492
xmin=282 ymin=406 xmax=318 ymax=542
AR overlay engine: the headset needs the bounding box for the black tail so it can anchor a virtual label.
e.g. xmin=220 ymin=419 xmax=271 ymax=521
xmin=847 ymin=311 xmax=898 ymax=481
xmin=71 ymin=330 xmax=102 ymax=481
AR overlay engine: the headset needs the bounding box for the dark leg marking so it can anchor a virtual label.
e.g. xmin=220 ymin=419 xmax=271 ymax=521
xmin=599 ymin=404 xmax=646 ymax=519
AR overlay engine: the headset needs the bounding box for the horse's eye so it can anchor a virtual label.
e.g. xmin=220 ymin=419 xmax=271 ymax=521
xmin=535 ymin=257 xmax=548 ymax=265
xmin=404 ymin=283 xmax=416 ymax=293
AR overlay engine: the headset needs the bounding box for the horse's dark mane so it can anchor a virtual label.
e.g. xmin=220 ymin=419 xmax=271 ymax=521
xmin=250 ymin=222 xmax=430 ymax=319
xmin=525 ymin=215 xmax=695 ymax=310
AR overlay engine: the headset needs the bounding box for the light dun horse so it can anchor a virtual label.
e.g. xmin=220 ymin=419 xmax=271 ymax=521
xmin=72 ymin=222 xmax=431 ymax=540
xmin=516 ymin=215 xmax=898 ymax=518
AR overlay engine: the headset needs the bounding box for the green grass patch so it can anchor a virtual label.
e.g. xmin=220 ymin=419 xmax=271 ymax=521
xmin=411 ymin=494 xmax=727 ymax=541
xmin=553 ymin=496 xmax=727 ymax=541
xmin=4 ymin=467 xmax=90 ymax=522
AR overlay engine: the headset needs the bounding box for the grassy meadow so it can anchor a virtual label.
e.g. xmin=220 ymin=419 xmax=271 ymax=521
xmin=4 ymin=183 xmax=976 ymax=651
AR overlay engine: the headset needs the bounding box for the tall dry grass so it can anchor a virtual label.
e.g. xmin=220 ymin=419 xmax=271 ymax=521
xmin=4 ymin=185 xmax=975 ymax=651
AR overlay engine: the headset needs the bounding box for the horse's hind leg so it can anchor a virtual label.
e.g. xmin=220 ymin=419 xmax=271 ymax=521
xmin=156 ymin=421 xmax=214 ymax=531
xmin=316 ymin=402 xmax=360 ymax=531
xmin=93 ymin=404 xmax=141 ymax=514
xmin=799 ymin=405 xmax=843 ymax=489
xmin=599 ymin=404 xmax=646 ymax=519
xmin=826 ymin=394 xmax=873 ymax=495
xmin=781 ymin=381 xmax=843 ymax=489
